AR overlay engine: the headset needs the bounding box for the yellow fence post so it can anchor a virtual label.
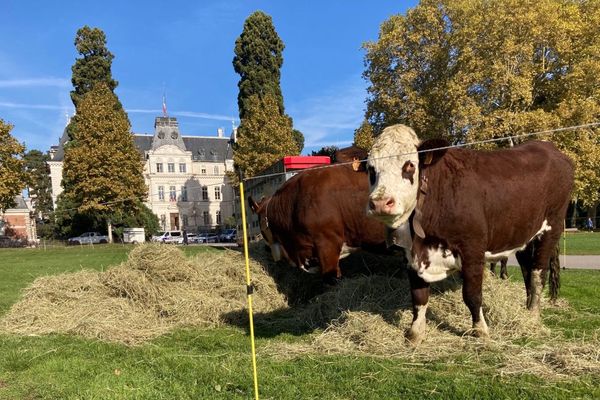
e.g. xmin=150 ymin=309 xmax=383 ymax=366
xmin=239 ymin=177 xmax=260 ymax=400
xmin=563 ymin=219 xmax=567 ymax=269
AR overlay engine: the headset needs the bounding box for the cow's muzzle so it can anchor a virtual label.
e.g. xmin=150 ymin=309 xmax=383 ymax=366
xmin=368 ymin=196 xmax=395 ymax=215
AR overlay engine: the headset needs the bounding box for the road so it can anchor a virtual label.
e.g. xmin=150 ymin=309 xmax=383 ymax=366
xmin=507 ymin=255 xmax=600 ymax=270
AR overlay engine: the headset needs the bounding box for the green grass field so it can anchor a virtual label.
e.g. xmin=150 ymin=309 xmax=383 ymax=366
xmin=561 ymin=231 xmax=600 ymax=255
xmin=0 ymin=245 xmax=599 ymax=399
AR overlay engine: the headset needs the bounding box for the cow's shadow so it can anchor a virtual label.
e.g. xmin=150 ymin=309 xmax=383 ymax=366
xmin=222 ymin=242 xmax=464 ymax=338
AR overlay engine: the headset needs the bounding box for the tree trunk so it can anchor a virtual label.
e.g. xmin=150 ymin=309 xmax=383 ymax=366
xmin=108 ymin=221 xmax=113 ymax=243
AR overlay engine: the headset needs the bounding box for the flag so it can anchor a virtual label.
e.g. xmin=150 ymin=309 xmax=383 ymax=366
xmin=162 ymin=94 xmax=167 ymax=116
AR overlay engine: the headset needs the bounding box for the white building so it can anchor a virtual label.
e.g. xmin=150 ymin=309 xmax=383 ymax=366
xmin=48 ymin=116 xmax=236 ymax=233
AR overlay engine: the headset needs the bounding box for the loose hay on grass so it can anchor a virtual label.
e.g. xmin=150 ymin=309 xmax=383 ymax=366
xmin=1 ymin=242 xmax=599 ymax=379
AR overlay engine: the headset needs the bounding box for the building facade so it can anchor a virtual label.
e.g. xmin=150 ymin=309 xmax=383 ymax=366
xmin=0 ymin=196 xmax=37 ymax=243
xmin=48 ymin=116 xmax=236 ymax=233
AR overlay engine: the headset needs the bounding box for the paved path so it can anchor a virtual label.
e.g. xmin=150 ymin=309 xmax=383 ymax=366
xmin=507 ymin=255 xmax=600 ymax=270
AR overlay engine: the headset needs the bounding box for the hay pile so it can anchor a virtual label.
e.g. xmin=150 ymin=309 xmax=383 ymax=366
xmin=0 ymin=244 xmax=287 ymax=345
xmin=1 ymin=242 xmax=599 ymax=378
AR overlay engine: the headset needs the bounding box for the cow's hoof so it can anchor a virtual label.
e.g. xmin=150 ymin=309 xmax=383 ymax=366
xmin=500 ymin=273 xmax=509 ymax=280
xmin=405 ymin=329 xmax=424 ymax=346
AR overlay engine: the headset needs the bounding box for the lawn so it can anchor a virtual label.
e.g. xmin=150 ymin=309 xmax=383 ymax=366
xmin=0 ymin=245 xmax=599 ymax=399
xmin=561 ymin=231 xmax=600 ymax=255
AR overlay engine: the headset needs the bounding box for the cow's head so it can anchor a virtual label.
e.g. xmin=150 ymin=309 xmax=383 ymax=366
xmin=366 ymin=124 xmax=420 ymax=228
xmin=248 ymin=196 xmax=286 ymax=262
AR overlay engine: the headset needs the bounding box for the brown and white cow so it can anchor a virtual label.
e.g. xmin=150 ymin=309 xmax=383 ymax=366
xmin=248 ymin=153 xmax=395 ymax=284
xmin=366 ymin=124 xmax=573 ymax=343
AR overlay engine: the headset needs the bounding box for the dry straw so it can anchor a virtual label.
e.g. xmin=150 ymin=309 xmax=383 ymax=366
xmin=1 ymin=243 xmax=598 ymax=378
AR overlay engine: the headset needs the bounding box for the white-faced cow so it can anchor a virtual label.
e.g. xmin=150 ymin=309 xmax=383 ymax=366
xmin=248 ymin=151 xmax=392 ymax=284
xmin=366 ymin=124 xmax=574 ymax=343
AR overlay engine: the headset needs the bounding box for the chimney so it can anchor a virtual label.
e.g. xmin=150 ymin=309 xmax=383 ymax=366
xmin=217 ymin=127 xmax=224 ymax=138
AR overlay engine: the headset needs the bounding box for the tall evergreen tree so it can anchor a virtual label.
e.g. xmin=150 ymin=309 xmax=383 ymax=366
xmin=70 ymin=26 xmax=118 ymax=109
xmin=24 ymin=150 xmax=54 ymax=219
xmin=233 ymin=11 xmax=285 ymax=119
xmin=233 ymin=11 xmax=302 ymax=172
xmin=0 ymin=119 xmax=27 ymax=211
xmin=233 ymin=94 xmax=298 ymax=177
xmin=60 ymin=83 xmax=146 ymax=232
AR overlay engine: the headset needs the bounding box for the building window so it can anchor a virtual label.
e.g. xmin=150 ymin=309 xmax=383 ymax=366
xmin=201 ymin=166 xmax=207 ymax=174
xmin=156 ymin=163 xmax=163 ymax=173
xmin=213 ymin=165 xmax=219 ymax=174
xmin=158 ymin=186 xmax=165 ymax=201
xmin=203 ymin=211 xmax=210 ymax=225
xmin=179 ymin=163 xmax=186 ymax=173
xmin=169 ymin=186 xmax=177 ymax=201
xmin=182 ymin=215 xmax=189 ymax=228
xmin=202 ymin=186 xmax=208 ymax=201
xmin=214 ymin=186 xmax=221 ymax=200
xmin=180 ymin=186 xmax=187 ymax=201
xmin=216 ymin=210 xmax=221 ymax=225
xmin=168 ymin=163 xmax=175 ymax=173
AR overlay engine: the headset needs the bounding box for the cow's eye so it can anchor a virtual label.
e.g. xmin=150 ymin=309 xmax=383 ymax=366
xmin=368 ymin=166 xmax=376 ymax=186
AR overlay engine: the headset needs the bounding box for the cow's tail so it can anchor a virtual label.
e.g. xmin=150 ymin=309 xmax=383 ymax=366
xmin=548 ymin=243 xmax=561 ymax=302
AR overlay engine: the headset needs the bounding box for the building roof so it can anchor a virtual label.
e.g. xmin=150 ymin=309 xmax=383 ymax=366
xmin=134 ymin=134 xmax=234 ymax=162
xmin=49 ymin=116 xmax=234 ymax=162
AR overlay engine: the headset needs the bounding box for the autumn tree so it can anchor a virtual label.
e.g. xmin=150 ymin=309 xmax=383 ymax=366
xmin=233 ymin=94 xmax=298 ymax=177
xmin=23 ymin=150 xmax=53 ymax=219
xmin=0 ymin=119 xmax=27 ymax=212
xmin=353 ymin=119 xmax=375 ymax=151
xmin=59 ymin=83 xmax=147 ymax=234
xmin=233 ymin=11 xmax=302 ymax=172
xmin=363 ymin=0 xmax=600 ymax=210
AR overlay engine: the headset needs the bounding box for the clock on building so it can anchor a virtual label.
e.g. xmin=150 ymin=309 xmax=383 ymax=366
xmin=171 ymin=131 xmax=178 ymax=139
xmin=157 ymin=130 xmax=165 ymax=139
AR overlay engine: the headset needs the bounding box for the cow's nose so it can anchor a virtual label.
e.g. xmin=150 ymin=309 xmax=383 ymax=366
xmin=369 ymin=197 xmax=395 ymax=214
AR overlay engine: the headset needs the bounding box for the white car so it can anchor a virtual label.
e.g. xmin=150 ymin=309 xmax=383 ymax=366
xmin=197 ymin=233 xmax=218 ymax=243
xmin=68 ymin=232 xmax=109 ymax=245
xmin=151 ymin=230 xmax=183 ymax=244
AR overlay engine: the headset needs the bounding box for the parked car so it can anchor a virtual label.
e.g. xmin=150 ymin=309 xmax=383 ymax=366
xmin=68 ymin=232 xmax=109 ymax=245
xmin=184 ymin=233 xmax=198 ymax=244
xmin=219 ymin=228 xmax=237 ymax=242
xmin=197 ymin=232 xmax=219 ymax=243
xmin=151 ymin=230 xmax=183 ymax=244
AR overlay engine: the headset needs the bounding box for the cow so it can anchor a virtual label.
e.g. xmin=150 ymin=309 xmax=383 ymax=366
xmin=248 ymin=150 xmax=396 ymax=284
xmin=366 ymin=124 xmax=574 ymax=344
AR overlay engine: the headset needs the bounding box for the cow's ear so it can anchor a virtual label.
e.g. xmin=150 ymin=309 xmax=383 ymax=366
xmin=352 ymin=157 xmax=367 ymax=172
xmin=418 ymin=138 xmax=449 ymax=165
xmin=248 ymin=196 xmax=260 ymax=214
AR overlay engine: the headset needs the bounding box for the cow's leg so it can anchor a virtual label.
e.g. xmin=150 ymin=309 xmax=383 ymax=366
xmin=499 ymin=257 xmax=509 ymax=280
xmin=314 ymin=239 xmax=343 ymax=286
xmin=489 ymin=261 xmax=497 ymax=276
xmin=406 ymin=268 xmax=430 ymax=345
xmin=516 ymin=243 xmax=535 ymax=305
xmin=462 ymin=255 xmax=489 ymax=338
xmin=528 ymin=225 xmax=563 ymax=314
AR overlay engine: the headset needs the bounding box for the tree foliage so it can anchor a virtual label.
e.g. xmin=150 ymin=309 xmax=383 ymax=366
xmin=0 ymin=119 xmax=27 ymax=211
xmin=311 ymin=146 xmax=339 ymax=162
xmin=70 ymin=26 xmax=118 ymax=109
xmin=353 ymin=119 xmax=375 ymax=151
xmin=60 ymin=83 xmax=147 ymax=231
xmin=233 ymin=11 xmax=285 ymax=119
xmin=233 ymin=11 xmax=303 ymax=171
xmin=363 ymin=0 xmax=600 ymax=205
xmin=24 ymin=150 xmax=53 ymax=219
xmin=233 ymin=94 xmax=299 ymax=177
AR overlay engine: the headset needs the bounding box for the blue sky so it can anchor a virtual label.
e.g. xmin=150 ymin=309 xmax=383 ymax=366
xmin=1 ymin=1 xmax=416 ymax=154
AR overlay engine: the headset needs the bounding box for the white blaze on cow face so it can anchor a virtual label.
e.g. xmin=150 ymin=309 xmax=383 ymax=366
xmin=367 ymin=125 xmax=420 ymax=228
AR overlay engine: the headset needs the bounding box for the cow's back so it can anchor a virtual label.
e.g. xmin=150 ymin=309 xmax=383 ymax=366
xmin=420 ymin=140 xmax=573 ymax=253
